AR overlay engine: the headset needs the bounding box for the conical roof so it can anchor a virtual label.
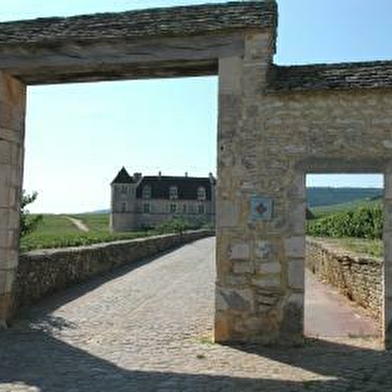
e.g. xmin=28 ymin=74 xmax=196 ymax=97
xmin=111 ymin=167 xmax=134 ymax=184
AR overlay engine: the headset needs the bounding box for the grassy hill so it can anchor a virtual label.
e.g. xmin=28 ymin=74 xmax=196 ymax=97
xmin=306 ymin=187 xmax=382 ymax=208
xmin=311 ymin=196 xmax=382 ymax=217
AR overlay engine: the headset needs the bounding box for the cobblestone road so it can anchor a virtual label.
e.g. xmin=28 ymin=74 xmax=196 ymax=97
xmin=0 ymin=237 xmax=391 ymax=391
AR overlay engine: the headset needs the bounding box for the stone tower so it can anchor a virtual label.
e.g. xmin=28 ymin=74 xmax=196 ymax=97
xmin=110 ymin=167 xmax=140 ymax=232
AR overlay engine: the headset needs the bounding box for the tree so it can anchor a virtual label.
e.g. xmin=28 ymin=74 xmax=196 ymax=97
xmin=20 ymin=191 xmax=43 ymax=238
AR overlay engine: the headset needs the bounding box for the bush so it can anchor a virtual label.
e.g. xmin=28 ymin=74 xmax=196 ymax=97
xmin=20 ymin=191 xmax=43 ymax=238
xmin=306 ymin=204 xmax=383 ymax=239
xmin=155 ymin=218 xmax=193 ymax=235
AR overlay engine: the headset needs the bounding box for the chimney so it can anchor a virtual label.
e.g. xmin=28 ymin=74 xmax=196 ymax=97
xmin=185 ymin=172 xmax=188 ymax=177
xmin=158 ymin=171 xmax=162 ymax=180
xmin=133 ymin=172 xmax=142 ymax=182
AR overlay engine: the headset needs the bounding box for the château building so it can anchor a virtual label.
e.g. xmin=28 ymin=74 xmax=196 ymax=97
xmin=110 ymin=167 xmax=216 ymax=232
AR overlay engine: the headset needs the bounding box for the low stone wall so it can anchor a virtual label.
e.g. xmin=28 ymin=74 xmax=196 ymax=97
xmin=16 ymin=230 xmax=214 ymax=307
xmin=306 ymin=238 xmax=383 ymax=321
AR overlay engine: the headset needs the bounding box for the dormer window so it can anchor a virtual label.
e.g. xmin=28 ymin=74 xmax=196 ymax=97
xmin=142 ymin=185 xmax=151 ymax=199
xmin=197 ymin=186 xmax=206 ymax=201
xmin=169 ymin=186 xmax=178 ymax=200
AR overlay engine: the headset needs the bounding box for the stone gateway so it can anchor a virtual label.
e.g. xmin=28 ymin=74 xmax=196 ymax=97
xmin=0 ymin=1 xmax=392 ymax=348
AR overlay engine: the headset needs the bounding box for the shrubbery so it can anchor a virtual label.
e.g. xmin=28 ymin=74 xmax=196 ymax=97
xmin=306 ymin=205 xmax=383 ymax=239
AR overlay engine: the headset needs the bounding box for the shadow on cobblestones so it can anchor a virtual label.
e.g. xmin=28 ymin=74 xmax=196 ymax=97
xmin=2 ymin=239 xmax=391 ymax=391
xmin=1 ymin=328 xmax=391 ymax=391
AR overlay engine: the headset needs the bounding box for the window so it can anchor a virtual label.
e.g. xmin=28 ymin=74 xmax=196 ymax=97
xmin=183 ymin=204 xmax=187 ymax=214
xmin=169 ymin=185 xmax=178 ymax=200
xmin=197 ymin=186 xmax=206 ymax=201
xmin=142 ymin=185 xmax=151 ymax=199
xmin=143 ymin=203 xmax=150 ymax=213
xmin=170 ymin=203 xmax=177 ymax=214
xmin=198 ymin=204 xmax=205 ymax=214
xmin=121 ymin=202 xmax=127 ymax=212
xmin=121 ymin=185 xmax=128 ymax=194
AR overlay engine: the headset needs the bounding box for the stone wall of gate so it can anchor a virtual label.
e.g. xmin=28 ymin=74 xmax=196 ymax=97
xmin=216 ymin=29 xmax=392 ymax=344
xmin=0 ymin=72 xmax=25 ymax=326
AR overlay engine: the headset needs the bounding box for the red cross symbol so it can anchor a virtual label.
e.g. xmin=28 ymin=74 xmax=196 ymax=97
xmin=255 ymin=202 xmax=267 ymax=216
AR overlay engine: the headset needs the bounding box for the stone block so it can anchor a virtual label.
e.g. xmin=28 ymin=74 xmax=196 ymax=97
xmin=229 ymin=243 xmax=250 ymax=260
xmin=216 ymin=200 xmax=239 ymax=227
xmin=216 ymin=287 xmax=254 ymax=312
xmin=0 ymin=140 xmax=11 ymax=165
xmin=233 ymin=260 xmax=254 ymax=274
xmin=279 ymin=293 xmax=304 ymax=344
xmin=7 ymin=209 xmax=19 ymax=230
xmin=288 ymin=202 xmax=306 ymax=235
xmin=255 ymin=240 xmax=274 ymax=260
xmin=385 ymin=297 xmax=392 ymax=348
xmin=385 ymin=173 xmax=392 ymax=199
xmin=0 ymin=187 xmax=9 ymax=209
xmin=385 ymin=261 xmax=392 ymax=298
xmin=384 ymin=234 xmax=392 ymax=263
xmin=0 ymin=127 xmax=19 ymax=143
xmin=218 ymin=56 xmax=243 ymax=94
xmin=214 ymin=312 xmax=232 ymax=343
xmin=284 ymin=236 xmax=305 ymax=259
xmin=0 ymin=292 xmax=13 ymax=326
xmin=0 ymin=270 xmax=16 ymax=295
xmin=244 ymin=32 xmax=271 ymax=62
xmin=259 ymin=261 xmax=281 ymax=274
xmin=252 ymin=275 xmax=280 ymax=289
xmin=288 ymin=259 xmax=304 ymax=289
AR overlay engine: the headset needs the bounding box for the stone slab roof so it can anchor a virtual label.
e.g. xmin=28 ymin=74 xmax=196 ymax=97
xmin=268 ymin=60 xmax=392 ymax=92
xmin=0 ymin=1 xmax=277 ymax=46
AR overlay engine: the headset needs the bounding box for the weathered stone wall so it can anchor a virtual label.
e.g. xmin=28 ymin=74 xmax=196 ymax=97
xmin=0 ymin=71 xmax=25 ymax=327
xmin=216 ymin=30 xmax=392 ymax=345
xmin=306 ymin=238 xmax=383 ymax=321
xmin=15 ymin=230 xmax=213 ymax=307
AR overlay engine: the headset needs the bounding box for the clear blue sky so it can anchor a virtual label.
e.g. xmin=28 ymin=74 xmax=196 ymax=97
xmin=0 ymin=0 xmax=389 ymax=213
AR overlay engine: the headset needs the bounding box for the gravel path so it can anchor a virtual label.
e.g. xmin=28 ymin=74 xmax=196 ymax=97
xmin=65 ymin=216 xmax=90 ymax=232
xmin=0 ymin=237 xmax=391 ymax=391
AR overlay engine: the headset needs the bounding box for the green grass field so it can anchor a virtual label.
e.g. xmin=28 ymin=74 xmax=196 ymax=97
xmin=308 ymin=196 xmax=384 ymax=258
xmin=20 ymin=213 xmax=151 ymax=252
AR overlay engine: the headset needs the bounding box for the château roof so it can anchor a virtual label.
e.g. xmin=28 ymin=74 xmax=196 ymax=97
xmin=268 ymin=60 xmax=392 ymax=92
xmin=136 ymin=176 xmax=214 ymax=201
xmin=111 ymin=167 xmax=134 ymax=184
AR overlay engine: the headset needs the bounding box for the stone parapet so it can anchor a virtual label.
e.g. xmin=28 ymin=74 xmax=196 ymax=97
xmin=306 ymin=238 xmax=383 ymax=322
xmin=15 ymin=230 xmax=214 ymax=308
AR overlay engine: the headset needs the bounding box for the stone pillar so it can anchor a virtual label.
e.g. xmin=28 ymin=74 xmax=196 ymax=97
xmin=384 ymin=171 xmax=392 ymax=349
xmin=215 ymin=29 xmax=306 ymax=344
xmin=0 ymin=72 xmax=26 ymax=327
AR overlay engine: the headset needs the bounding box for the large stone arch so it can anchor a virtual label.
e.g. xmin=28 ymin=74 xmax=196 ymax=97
xmin=0 ymin=1 xmax=391 ymax=348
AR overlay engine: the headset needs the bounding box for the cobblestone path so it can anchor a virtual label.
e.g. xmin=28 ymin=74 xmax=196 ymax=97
xmin=0 ymin=237 xmax=391 ymax=391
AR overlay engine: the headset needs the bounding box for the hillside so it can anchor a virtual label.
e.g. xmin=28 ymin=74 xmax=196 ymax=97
xmin=306 ymin=187 xmax=382 ymax=208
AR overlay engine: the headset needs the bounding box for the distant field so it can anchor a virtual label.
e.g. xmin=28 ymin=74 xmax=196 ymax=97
xmin=307 ymin=187 xmax=382 ymax=208
xmin=20 ymin=213 xmax=150 ymax=252
xmin=311 ymin=197 xmax=381 ymax=217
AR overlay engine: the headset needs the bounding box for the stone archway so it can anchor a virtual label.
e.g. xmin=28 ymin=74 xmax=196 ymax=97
xmin=0 ymin=1 xmax=391 ymax=348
